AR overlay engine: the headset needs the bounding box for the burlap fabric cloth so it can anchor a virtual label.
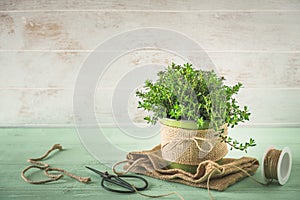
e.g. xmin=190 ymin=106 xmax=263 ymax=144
xmin=121 ymin=145 xmax=259 ymax=191
xmin=160 ymin=124 xmax=229 ymax=165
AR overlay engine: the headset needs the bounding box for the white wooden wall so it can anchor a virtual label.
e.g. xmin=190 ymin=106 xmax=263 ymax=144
xmin=0 ymin=0 xmax=299 ymax=127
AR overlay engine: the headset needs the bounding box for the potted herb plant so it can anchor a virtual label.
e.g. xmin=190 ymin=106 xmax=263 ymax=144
xmin=136 ymin=63 xmax=255 ymax=171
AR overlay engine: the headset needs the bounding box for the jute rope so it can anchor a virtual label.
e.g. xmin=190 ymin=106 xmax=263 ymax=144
xmin=113 ymin=157 xmax=264 ymax=200
xmin=132 ymin=185 xmax=185 ymax=200
xmin=205 ymin=164 xmax=270 ymax=200
xmin=264 ymin=149 xmax=281 ymax=180
xmin=112 ymin=146 xmax=287 ymax=200
xmin=113 ymin=159 xmax=185 ymax=200
xmin=112 ymin=157 xmax=147 ymax=175
xmin=21 ymin=144 xmax=91 ymax=184
xmin=20 ymin=143 xmax=284 ymax=200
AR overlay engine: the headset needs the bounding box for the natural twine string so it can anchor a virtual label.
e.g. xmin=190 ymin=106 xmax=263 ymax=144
xmin=207 ymin=149 xmax=284 ymax=200
xmin=21 ymin=144 xmax=91 ymax=184
xmin=21 ymin=144 xmax=282 ymax=199
xmin=163 ymin=136 xmax=214 ymax=153
xmin=132 ymin=185 xmax=185 ymax=200
xmin=234 ymin=148 xmax=282 ymax=185
xmin=113 ymin=157 xmax=227 ymax=200
xmin=112 ymin=158 xmax=147 ymax=175
xmin=264 ymin=149 xmax=281 ymax=180
xmin=113 ymin=159 xmax=185 ymax=200
xmin=112 ymin=147 xmax=284 ymax=200
xmin=206 ymin=165 xmax=225 ymax=200
xmin=160 ymin=125 xmax=228 ymax=165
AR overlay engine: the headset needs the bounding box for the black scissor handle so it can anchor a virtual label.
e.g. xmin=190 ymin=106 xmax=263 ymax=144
xmin=118 ymin=175 xmax=148 ymax=191
xmin=101 ymin=174 xmax=148 ymax=193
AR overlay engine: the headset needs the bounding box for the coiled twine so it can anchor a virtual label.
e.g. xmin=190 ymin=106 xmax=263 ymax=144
xmin=262 ymin=147 xmax=292 ymax=185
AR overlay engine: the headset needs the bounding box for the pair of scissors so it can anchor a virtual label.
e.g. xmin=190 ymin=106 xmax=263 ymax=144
xmin=85 ymin=166 xmax=148 ymax=193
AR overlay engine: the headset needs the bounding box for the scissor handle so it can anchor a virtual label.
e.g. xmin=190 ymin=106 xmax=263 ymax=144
xmin=101 ymin=174 xmax=148 ymax=193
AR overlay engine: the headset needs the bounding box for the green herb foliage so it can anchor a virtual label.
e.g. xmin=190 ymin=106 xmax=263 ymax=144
xmin=136 ymin=63 xmax=255 ymax=152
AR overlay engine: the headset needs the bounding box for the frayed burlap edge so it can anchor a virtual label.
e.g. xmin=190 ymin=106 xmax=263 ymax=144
xmin=122 ymin=145 xmax=259 ymax=191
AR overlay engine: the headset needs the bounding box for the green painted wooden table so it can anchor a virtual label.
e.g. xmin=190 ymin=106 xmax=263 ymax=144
xmin=0 ymin=127 xmax=299 ymax=200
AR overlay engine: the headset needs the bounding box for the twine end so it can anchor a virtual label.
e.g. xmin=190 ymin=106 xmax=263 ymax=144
xmin=79 ymin=177 xmax=91 ymax=183
xmin=53 ymin=144 xmax=63 ymax=151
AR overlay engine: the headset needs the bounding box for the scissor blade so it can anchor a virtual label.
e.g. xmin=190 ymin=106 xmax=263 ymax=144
xmin=104 ymin=176 xmax=135 ymax=192
xmin=85 ymin=166 xmax=106 ymax=177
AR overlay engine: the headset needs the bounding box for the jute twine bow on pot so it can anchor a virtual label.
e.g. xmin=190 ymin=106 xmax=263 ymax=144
xmin=21 ymin=144 xmax=91 ymax=184
xmin=160 ymin=124 xmax=228 ymax=165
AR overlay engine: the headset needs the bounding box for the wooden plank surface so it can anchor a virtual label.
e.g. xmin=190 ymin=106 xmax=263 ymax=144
xmin=1 ymin=0 xmax=300 ymax=11
xmin=0 ymin=127 xmax=299 ymax=200
xmin=0 ymin=88 xmax=299 ymax=127
xmin=1 ymin=11 xmax=300 ymax=51
xmin=0 ymin=1 xmax=299 ymax=200
xmin=0 ymin=51 xmax=299 ymax=88
xmin=0 ymin=1 xmax=299 ymax=127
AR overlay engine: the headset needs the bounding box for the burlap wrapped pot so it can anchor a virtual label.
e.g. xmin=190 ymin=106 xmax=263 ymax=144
xmin=160 ymin=119 xmax=228 ymax=165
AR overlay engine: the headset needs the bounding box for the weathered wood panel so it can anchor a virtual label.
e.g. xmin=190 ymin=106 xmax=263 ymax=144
xmin=0 ymin=1 xmax=299 ymax=127
xmin=0 ymin=128 xmax=299 ymax=199
xmin=0 ymin=11 xmax=300 ymax=51
xmin=1 ymin=0 xmax=300 ymax=11
xmin=1 ymin=51 xmax=299 ymax=88
xmin=0 ymin=88 xmax=299 ymax=127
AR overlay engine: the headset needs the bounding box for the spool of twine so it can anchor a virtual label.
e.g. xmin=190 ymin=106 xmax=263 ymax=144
xmin=262 ymin=146 xmax=292 ymax=185
xmin=160 ymin=122 xmax=228 ymax=165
